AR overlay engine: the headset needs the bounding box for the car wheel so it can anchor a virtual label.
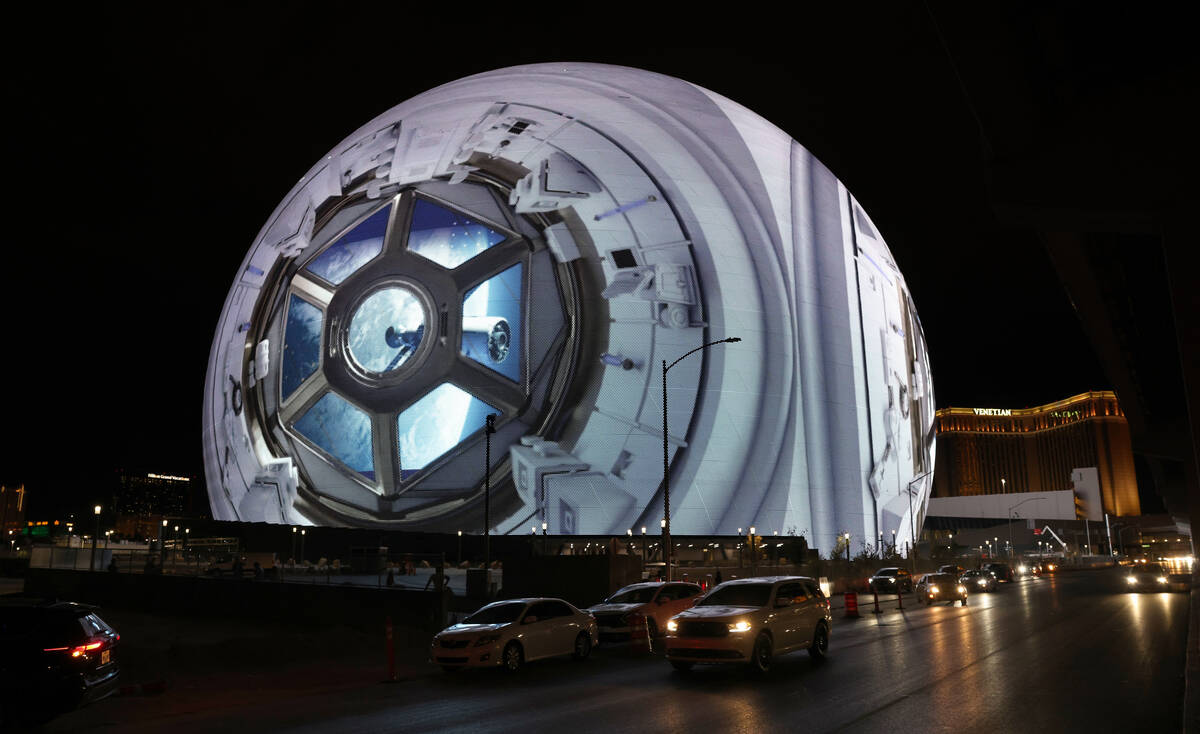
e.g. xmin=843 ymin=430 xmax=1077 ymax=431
xmin=502 ymin=641 xmax=524 ymax=673
xmin=960 ymin=598 xmax=968 ymax=606
xmin=670 ymin=660 xmax=694 ymax=673
xmin=572 ymin=631 xmax=592 ymax=660
xmin=808 ymin=623 xmax=829 ymax=660
xmin=749 ymin=633 xmax=773 ymax=674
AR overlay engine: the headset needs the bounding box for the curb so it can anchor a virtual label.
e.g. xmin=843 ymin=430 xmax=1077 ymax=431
xmin=1184 ymin=578 xmax=1199 ymax=734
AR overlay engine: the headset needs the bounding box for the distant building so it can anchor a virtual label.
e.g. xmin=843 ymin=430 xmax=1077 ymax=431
xmin=931 ymin=391 xmax=1140 ymax=517
xmin=112 ymin=471 xmax=192 ymax=519
xmin=1 ymin=485 xmax=26 ymax=534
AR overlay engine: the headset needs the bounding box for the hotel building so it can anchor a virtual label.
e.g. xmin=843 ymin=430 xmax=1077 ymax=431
xmin=931 ymin=391 xmax=1139 ymax=518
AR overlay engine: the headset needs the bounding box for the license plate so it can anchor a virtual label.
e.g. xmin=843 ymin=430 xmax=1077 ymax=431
xmin=100 ymin=650 xmax=111 ymax=665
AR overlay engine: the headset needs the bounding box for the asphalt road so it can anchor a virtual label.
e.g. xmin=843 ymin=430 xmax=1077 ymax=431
xmin=46 ymin=567 xmax=1189 ymax=733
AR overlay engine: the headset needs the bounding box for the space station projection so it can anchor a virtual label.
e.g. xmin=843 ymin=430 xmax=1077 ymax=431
xmin=203 ymin=63 xmax=936 ymax=554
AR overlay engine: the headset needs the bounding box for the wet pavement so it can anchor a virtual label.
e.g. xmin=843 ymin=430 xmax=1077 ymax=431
xmin=43 ymin=567 xmax=1189 ymax=733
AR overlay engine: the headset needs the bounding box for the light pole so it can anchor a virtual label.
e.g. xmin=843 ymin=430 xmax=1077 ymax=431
xmin=300 ymin=528 xmax=306 ymax=564
xmin=640 ymin=526 xmax=646 ymax=560
xmin=291 ymin=526 xmax=297 ymax=563
xmin=749 ymin=526 xmax=757 ymax=576
xmin=543 ymin=523 xmax=549 ymax=555
xmin=173 ymin=525 xmax=179 ymax=568
xmin=484 ymin=413 xmax=497 ymax=571
xmin=662 ymin=337 xmax=741 ymax=581
xmin=660 ymin=519 xmax=667 ymax=567
xmin=844 ymin=532 xmax=851 ymax=565
xmin=1001 ymin=478 xmax=1006 ymax=494
xmin=1007 ymin=497 xmax=1044 ymax=560
xmin=91 ymin=505 xmax=101 ymax=571
xmin=905 ymin=471 xmax=932 ymax=573
xmin=457 ymin=530 xmax=463 ymax=564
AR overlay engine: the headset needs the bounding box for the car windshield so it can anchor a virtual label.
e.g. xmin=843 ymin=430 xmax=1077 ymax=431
xmin=1135 ymin=564 xmax=1166 ymax=574
xmin=928 ymin=574 xmax=957 ymax=584
xmin=606 ymin=587 xmax=658 ymax=604
xmin=698 ymin=583 xmax=772 ymax=608
xmin=875 ymin=569 xmax=897 ymax=576
xmin=464 ymin=602 xmax=526 ymax=624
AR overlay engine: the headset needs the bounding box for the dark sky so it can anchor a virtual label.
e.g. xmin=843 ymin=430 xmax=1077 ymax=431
xmin=5 ymin=6 xmax=1192 ymax=519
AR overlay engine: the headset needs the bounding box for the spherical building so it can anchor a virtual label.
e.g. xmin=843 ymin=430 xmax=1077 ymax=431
xmin=203 ymin=63 xmax=936 ymax=554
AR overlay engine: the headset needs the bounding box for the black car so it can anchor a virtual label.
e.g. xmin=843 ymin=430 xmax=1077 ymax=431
xmin=960 ymin=569 xmax=997 ymax=592
xmin=915 ymin=573 xmax=968 ymax=605
xmin=868 ymin=567 xmax=913 ymax=593
xmin=0 ymin=598 xmax=121 ymax=727
xmin=983 ymin=562 xmax=1015 ymax=582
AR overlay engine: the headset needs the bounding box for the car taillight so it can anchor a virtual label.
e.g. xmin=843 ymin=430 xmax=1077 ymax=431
xmin=44 ymin=638 xmax=108 ymax=657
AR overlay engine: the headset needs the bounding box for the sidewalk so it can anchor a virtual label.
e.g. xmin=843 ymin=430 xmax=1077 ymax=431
xmin=1184 ymin=574 xmax=1199 ymax=734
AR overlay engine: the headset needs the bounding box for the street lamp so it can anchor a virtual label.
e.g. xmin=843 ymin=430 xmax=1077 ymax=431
xmin=482 ymin=413 xmax=499 ymax=572
xmin=844 ymin=532 xmax=851 ymax=565
xmin=661 ymin=337 xmax=741 ymax=581
xmin=905 ymin=470 xmax=932 ymax=573
xmin=91 ymin=505 xmax=101 ymax=572
xmin=542 ymin=522 xmax=549 ymax=555
xmin=292 ymin=527 xmax=297 ymax=564
xmin=640 ymin=526 xmax=645 ymax=560
xmin=1007 ymin=497 xmax=1044 ymax=559
xmin=300 ymin=528 xmax=306 ymax=563
xmin=1001 ymin=478 xmax=1006 ymax=494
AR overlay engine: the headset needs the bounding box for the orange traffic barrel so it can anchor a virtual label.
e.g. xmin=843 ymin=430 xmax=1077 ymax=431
xmin=844 ymin=591 xmax=860 ymax=618
xmin=628 ymin=613 xmax=651 ymax=654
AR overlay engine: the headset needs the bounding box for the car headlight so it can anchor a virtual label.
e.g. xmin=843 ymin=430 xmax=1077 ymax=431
xmin=1126 ymin=576 xmax=1137 ymax=584
xmin=1047 ymin=564 xmax=1055 ymax=571
xmin=666 ymin=620 xmax=678 ymax=633
xmin=956 ymin=585 xmax=966 ymax=593
xmin=474 ymin=634 xmax=501 ymax=646
xmin=977 ymin=579 xmax=987 ymax=586
xmin=1017 ymin=565 xmax=1027 ymax=574
xmin=1157 ymin=576 xmax=1168 ymax=584
xmin=728 ymin=620 xmax=752 ymax=633
xmin=929 ymin=585 xmax=939 ymax=594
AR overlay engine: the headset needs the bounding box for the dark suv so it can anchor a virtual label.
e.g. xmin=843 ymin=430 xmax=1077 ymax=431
xmin=0 ymin=598 xmax=120 ymax=727
xmin=868 ymin=567 xmax=913 ymax=593
xmin=983 ymin=563 xmax=1015 ymax=582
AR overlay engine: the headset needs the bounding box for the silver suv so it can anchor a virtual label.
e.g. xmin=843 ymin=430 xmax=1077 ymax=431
xmin=664 ymin=576 xmax=831 ymax=673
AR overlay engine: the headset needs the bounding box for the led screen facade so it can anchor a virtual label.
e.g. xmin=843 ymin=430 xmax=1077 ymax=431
xmin=203 ymin=63 xmax=936 ymax=554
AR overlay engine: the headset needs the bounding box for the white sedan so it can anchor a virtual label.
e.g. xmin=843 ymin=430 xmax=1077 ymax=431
xmin=431 ymin=597 xmax=599 ymax=672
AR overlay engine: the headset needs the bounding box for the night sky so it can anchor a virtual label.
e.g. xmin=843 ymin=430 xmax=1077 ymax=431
xmin=5 ymin=6 xmax=1192 ymax=519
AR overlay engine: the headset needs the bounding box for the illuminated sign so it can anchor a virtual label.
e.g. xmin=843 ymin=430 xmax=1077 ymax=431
xmin=147 ymin=473 xmax=191 ymax=482
xmin=973 ymin=408 xmax=1012 ymax=416
xmin=1050 ymin=410 xmax=1082 ymax=420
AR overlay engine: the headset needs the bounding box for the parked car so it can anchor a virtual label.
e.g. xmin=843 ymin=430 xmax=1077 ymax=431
xmin=868 ymin=567 xmax=913 ymax=593
xmin=664 ymin=576 xmax=831 ymax=673
xmin=960 ymin=569 xmax=996 ymax=592
xmin=983 ymin=562 xmax=1015 ymax=582
xmin=431 ymin=598 xmax=598 ymax=673
xmin=0 ymin=598 xmax=120 ymax=727
xmin=915 ymin=573 xmax=969 ymax=605
xmin=587 ymin=582 xmax=703 ymax=642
